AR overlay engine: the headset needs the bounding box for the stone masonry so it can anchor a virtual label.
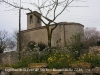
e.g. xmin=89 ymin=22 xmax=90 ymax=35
xmin=0 ymin=51 xmax=18 ymax=65
xmin=20 ymin=11 xmax=84 ymax=51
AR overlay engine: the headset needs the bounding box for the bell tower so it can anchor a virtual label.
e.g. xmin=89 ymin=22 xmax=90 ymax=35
xmin=27 ymin=11 xmax=42 ymax=29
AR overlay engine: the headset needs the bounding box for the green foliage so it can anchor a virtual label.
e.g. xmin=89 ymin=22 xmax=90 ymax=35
xmin=12 ymin=54 xmax=34 ymax=68
xmin=79 ymin=53 xmax=100 ymax=68
xmin=12 ymin=52 xmax=50 ymax=68
xmin=27 ymin=41 xmax=36 ymax=50
xmin=32 ymin=52 xmax=50 ymax=63
xmin=38 ymin=42 xmax=47 ymax=51
xmin=27 ymin=41 xmax=47 ymax=51
xmin=0 ymin=64 xmax=11 ymax=68
xmin=91 ymin=56 xmax=100 ymax=67
xmin=90 ymin=56 xmax=100 ymax=67
xmin=47 ymin=53 xmax=75 ymax=68
xmin=39 ymin=54 xmax=50 ymax=63
xmin=66 ymin=34 xmax=83 ymax=58
xmin=12 ymin=45 xmax=100 ymax=68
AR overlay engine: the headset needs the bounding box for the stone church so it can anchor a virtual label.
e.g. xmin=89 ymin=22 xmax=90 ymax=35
xmin=20 ymin=11 xmax=84 ymax=49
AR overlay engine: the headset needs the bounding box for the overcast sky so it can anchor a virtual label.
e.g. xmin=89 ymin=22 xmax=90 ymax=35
xmin=0 ymin=0 xmax=100 ymax=33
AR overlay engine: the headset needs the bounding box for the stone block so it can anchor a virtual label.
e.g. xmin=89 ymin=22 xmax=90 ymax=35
xmin=63 ymin=72 xmax=76 ymax=75
xmin=28 ymin=63 xmax=48 ymax=68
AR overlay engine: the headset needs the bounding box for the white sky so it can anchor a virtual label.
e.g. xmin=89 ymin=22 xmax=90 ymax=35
xmin=0 ymin=0 xmax=100 ymax=33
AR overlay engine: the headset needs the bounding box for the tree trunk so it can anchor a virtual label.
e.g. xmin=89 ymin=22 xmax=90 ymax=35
xmin=46 ymin=25 xmax=52 ymax=53
xmin=48 ymin=33 xmax=51 ymax=48
xmin=46 ymin=24 xmax=58 ymax=53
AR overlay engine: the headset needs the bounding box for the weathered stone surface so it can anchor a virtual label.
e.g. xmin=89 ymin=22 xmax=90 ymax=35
xmin=92 ymin=67 xmax=100 ymax=74
xmin=27 ymin=11 xmax=42 ymax=29
xmin=21 ymin=21 xmax=84 ymax=51
xmin=71 ymin=62 xmax=91 ymax=69
xmin=28 ymin=63 xmax=48 ymax=68
xmin=0 ymin=51 xmax=18 ymax=65
xmin=63 ymin=71 xmax=75 ymax=75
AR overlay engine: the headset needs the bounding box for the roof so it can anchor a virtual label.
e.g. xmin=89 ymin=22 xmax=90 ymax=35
xmin=26 ymin=11 xmax=41 ymax=15
xmin=57 ymin=22 xmax=84 ymax=27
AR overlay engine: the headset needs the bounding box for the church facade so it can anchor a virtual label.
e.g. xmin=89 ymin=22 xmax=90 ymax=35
xmin=20 ymin=11 xmax=84 ymax=50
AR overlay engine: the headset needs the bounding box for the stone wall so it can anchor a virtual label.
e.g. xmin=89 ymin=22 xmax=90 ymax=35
xmin=21 ymin=22 xmax=84 ymax=50
xmin=64 ymin=23 xmax=84 ymax=42
xmin=0 ymin=51 xmax=18 ymax=65
xmin=0 ymin=50 xmax=48 ymax=66
xmin=0 ymin=51 xmax=48 ymax=66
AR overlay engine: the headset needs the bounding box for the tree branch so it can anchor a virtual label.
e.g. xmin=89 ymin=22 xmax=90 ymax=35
xmin=55 ymin=0 xmax=74 ymax=19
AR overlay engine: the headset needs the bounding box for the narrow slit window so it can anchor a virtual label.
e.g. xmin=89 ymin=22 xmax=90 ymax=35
xmin=30 ymin=15 xmax=33 ymax=24
xmin=37 ymin=18 xmax=40 ymax=23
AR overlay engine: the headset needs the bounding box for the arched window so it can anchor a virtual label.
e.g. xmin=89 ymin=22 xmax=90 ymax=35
xmin=30 ymin=15 xmax=33 ymax=24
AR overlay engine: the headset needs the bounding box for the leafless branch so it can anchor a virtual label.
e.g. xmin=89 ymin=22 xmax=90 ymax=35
xmin=0 ymin=30 xmax=15 ymax=52
xmin=55 ymin=0 xmax=74 ymax=20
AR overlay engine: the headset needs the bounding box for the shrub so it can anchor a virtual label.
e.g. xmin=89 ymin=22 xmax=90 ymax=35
xmin=27 ymin=41 xmax=36 ymax=50
xmin=47 ymin=53 xmax=75 ymax=68
xmin=79 ymin=52 xmax=100 ymax=68
xmin=12 ymin=51 xmax=50 ymax=68
xmin=89 ymin=55 xmax=100 ymax=67
xmin=65 ymin=34 xmax=83 ymax=59
xmin=38 ymin=42 xmax=47 ymax=51
xmin=12 ymin=54 xmax=34 ymax=68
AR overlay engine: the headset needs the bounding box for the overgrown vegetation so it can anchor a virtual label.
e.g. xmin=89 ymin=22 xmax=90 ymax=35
xmin=66 ymin=34 xmax=83 ymax=58
xmin=11 ymin=48 xmax=100 ymax=69
xmin=27 ymin=41 xmax=36 ymax=51
xmin=11 ymin=32 xmax=100 ymax=68
xmin=38 ymin=42 xmax=47 ymax=51
xmin=27 ymin=41 xmax=47 ymax=51
xmin=1 ymin=27 xmax=100 ymax=69
xmin=47 ymin=52 xmax=75 ymax=68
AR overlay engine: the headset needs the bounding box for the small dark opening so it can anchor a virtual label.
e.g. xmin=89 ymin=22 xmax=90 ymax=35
xmin=30 ymin=15 xmax=33 ymax=24
xmin=37 ymin=18 xmax=40 ymax=23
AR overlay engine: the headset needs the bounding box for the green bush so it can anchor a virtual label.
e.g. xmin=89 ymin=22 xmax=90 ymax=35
xmin=27 ymin=41 xmax=36 ymax=50
xmin=47 ymin=53 xmax=75 ymax=68
xmin=12 ymin=52 xmax=50 ymax=68
xmin=79 ymin=53 xmax=100 ymax=68
xmin=12 ymin=54 xmax=34 ymax=68
xmin=12 ymin=47 xmax=100 ymax=68
xmin=65 ymin=34 xmax=83 ymax=59
xmin=38 ymin=42 xmax=47 ymax=51
xmin=90 ymin=56 xmax=100 ymax=67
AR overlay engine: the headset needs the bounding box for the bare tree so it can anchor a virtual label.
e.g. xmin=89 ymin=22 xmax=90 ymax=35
xmin=82 ymin=27 xmax=100 ymax=48
xmin=2 ymin=0 xmax=83 ymax=51
xmin=0 ymin=30 xmax=16 ymax=53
